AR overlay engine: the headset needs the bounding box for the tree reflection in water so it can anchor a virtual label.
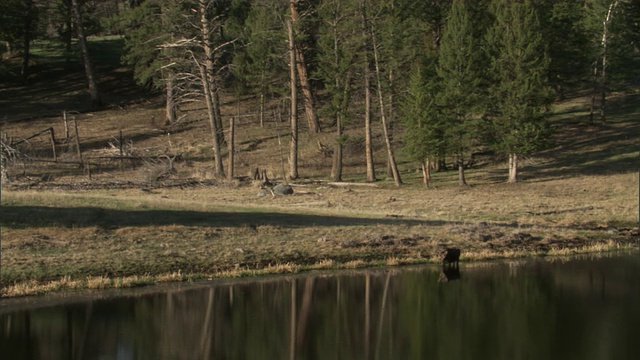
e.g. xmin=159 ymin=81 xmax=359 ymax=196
xmin=1 ymin=252 xmax=639 ymax=360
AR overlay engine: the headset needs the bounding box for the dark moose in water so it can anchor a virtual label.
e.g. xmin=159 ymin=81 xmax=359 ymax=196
xmin=1 ymin=252 xmax=639 ymax=359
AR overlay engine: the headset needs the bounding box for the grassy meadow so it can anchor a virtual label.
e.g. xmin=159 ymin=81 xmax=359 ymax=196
xmin=0 ymin=38 xmax=638 ymax=297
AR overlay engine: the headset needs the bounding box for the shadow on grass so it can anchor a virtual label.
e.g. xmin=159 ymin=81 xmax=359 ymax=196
xmin=0 ymin=205 xmax=452 ymax=229
xmin=1 ymin=37 xmax=152 ymax=122
xmin=527 ymin=100 xmax=640 ymax=181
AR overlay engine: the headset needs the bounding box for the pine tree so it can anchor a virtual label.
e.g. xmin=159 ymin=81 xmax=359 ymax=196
xmin=232 ymin=0 xmax=287 ymax=128
xmin=536 ymin=0 xmax=592 ymax=100
xmin=400 ymin=56 xmax=443 ymax=186
xmin=316 ymin=0 xmax=359 ymax=182
xmin=487 ymin=0 xmax=554 ymax=183
xmin=437 ymin=0 xmax=485 ymax=186
xmin=121 ymin=0 xmax=178 ymax=122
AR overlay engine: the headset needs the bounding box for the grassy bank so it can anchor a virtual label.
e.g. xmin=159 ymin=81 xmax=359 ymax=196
xmin=2 ymin=172 xmax=638 ymax=297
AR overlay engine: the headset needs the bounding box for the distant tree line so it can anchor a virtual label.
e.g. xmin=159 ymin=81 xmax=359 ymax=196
xmin=1 ymin=0 xmax=638 ymax=184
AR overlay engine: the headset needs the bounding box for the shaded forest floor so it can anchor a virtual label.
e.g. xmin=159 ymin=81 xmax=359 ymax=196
xmin=1 ymin=38 xmax=639 ymax=297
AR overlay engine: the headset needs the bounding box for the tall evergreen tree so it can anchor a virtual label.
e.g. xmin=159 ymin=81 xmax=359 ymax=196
xmin=437 ymin=0 xmax=485 ymax=186
xmin=400 ymin=57 xmax=443 ymax=186
xmin=536 ymin=0 xmax=592 ymax=100
xmin=121 ymin=0 xmax=198 ymax=123
xmin=316 ymin=0 xmax=359 ymax=182
xmin=232 ymin=0 xmax=287 ymax=128
xmin=487 ymin=0 xmax=554 ymax=183
xmin=0 ymin=0 xmax=41 ymax=82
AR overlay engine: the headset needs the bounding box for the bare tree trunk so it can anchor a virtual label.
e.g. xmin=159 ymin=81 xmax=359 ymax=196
xmin=364 ymin=66 xmax=376 ymax=182
xmin=289 ymin=0 xmax=321 ymax=133
xmin=287 ymin=20 xmax=299 ymax=180
xmin=370 ymin=25 xmax=401 ymax=187
xmin=508 ymin=153 xmax=518 ymax=183
xmin=386 ymin=70 xmax=395 ymax=180
xmin=331 ymin=117 xmax=343 ymax=181
xmin=457 ymin=157 xmax=467 ymax=186
xmin=161 ymin=6 xmax=177 ymax=125
xmin=422 ymin=160 xmax=431 ymax=185
xmin=212 ymin=78 xmax=225 ymax=145
xmin=164 ymin=74 xmax=177 ymax=124
xmin=361 ymin=9 xmax=376 ymax=183
xmin=227 ymin=117 xmax=235 ymax=182
xmin=589 ymin=61 xmax=598 ymax=123
xmin=600 ymin=1 xmax=618 ymax=123
xmin=259 ymin=92 xmax=265 ymax=128
xmin=198 ymin=0 xmax=224 ymax=177
xmin=330 ymin=19 xmax=343 ymax=182
xmin=71 ymin=0 xmax=101 ymax=108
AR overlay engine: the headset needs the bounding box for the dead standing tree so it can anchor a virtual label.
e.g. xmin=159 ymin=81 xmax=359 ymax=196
xmin=287 ymin=19 xmax=299 ymax=181
xmin=367 ymin=9 xmax=402 ymax=187
xmin=159 ymin=0 xmax=238 ymax=179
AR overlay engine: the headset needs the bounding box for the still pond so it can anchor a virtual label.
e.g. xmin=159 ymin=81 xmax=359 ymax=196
xmin=1 ymin=252 xmax=639 ymax=359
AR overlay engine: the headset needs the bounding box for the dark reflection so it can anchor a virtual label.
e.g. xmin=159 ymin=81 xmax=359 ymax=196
xmin=1 ymin=252 xmax=640 ymax=360
xmin=438 ymin=266 xmax=461 ymax=283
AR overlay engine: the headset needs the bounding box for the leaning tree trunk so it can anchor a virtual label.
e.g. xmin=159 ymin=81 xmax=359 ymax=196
xmin=198 ymin=0 xmax=224 ymax=177
xmin=71 ymin=0 xmax=101 ymax=108
xmin=287 ymin=20 xmax=299 ymax=181
xmin=289 ymin=0 xmax=321 ymax=134
xmin=370 ymin=25 xmax=401 ymax=187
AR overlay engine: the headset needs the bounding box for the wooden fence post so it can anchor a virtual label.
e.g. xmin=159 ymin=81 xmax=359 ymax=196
xmin=73 ymin=114 xmax=83 ymax=164
xmin=49 ymin=128 xmax=57 ymax=161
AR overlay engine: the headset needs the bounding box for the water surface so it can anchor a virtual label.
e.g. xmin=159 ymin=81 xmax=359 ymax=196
xmin=1 ymin=252 xmax=639 ymax=359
